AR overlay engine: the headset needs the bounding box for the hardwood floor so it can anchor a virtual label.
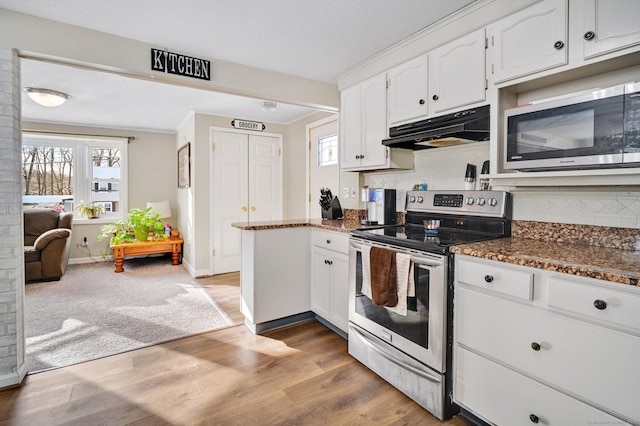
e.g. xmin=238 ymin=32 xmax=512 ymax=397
xmin=0 ymin=271 xmax=472 ymax=425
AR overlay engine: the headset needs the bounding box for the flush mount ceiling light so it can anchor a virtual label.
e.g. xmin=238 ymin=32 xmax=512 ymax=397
xmin=261 ymin=101 xmax=277 ymax=112
xmin=24 ymin=87 xmax=69 ymax=107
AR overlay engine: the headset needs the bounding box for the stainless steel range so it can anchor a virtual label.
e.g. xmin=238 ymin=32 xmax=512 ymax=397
xmin=348 ymin=190 xmax=511 ymax=420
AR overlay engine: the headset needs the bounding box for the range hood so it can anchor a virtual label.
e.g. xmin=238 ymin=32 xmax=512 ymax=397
xmin=382 ymin=105 xmax=490 ymax=150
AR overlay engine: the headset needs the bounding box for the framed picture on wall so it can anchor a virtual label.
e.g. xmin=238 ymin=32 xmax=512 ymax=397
xmin=178 ymin=142 xmax=190 ymax=188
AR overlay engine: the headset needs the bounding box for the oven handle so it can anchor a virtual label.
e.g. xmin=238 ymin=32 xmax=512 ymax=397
xmin=350 ymin=325 xmax=442 ymax=383
xmin=350 ymin=242 xmax=443 ymax=268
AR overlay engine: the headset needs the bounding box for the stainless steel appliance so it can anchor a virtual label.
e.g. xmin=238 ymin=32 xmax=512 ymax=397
xmin=360 ymin=188 xmax=396 ymax=226
xmin=504 ymin=81 xmax=640 ymax=171
xmin=382 ymin=105 xmax=490 ymax=150
xmin=348 ymin=190 xmax=511 ymax=420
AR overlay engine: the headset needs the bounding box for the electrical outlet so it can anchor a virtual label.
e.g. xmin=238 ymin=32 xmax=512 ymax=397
xmin=342 ymin=187 xmax=350 ymax=198
xmin=81 ymin=237 xmax=88 ymax=247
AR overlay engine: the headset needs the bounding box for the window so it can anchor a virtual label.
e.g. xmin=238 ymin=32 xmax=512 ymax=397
xmin=22 ymin=132 xmax=127 ymax=219
xmin=317 ymin=134 xmax=338 ymax=166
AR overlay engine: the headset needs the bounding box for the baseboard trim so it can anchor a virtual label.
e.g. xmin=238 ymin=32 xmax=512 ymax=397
xmin=0 ymin=361 xmax=29 ymax=390
xmin=245 ymin=311 xmax=316 ymax=334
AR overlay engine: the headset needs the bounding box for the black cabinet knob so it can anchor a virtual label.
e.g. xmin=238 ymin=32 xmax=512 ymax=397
xmin=419 ymin=99 xmax=425 ymax=105
xmin=326 ymin=240 xmax=331 ymax=244
xmin=584 ymin=31 xmax=595 ymax=40
xmin=594 ymin=299 xmax=607 ymax=310
xmin=529 ymin=414 xmax=539 ymax=423
xmin=327 ymin=260 xmax=333 ymax=265
xmin=484 ymin=275 xmax=494 ymax=283
xmin=531 ymin=342 xmax=541 ymax=351
xmin=431 ymin=95 xmax=439 ymax=101
xmin=554 ymin=40 xmax=564 ymax=49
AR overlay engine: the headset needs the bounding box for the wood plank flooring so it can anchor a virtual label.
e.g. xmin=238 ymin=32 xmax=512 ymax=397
xmin=0 ymin=271 xmax=472 ymax=425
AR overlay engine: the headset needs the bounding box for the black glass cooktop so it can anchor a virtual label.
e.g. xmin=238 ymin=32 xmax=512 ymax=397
xmin=351 ymin=224 xmax=503 ymax=255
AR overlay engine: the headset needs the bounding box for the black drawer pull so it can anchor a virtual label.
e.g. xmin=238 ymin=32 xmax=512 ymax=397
xmin=419 ymin=98 xmax=426 ymax=105
xmin=431 ymin=95 xmax=438 ymax=101
xmin=326 ymin=239 xmax=331 ymax=244
xmin=529 ymin=414 xmax=539 ymax=423
xmin=554 ymin=40 xmax=564 ymax=49
xmin=594 ymin=299 xmax=607 ymax=310
xmin=531 ymin=342 xmax=541 ymax=351
xmin=584 ymin=31 xmax=595 ymax=40
xmin=484 ymin=275 xmax=494 ymax=283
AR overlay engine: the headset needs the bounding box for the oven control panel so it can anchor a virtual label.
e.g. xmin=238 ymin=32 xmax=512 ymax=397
xmin=406 ymin=190 xmax=511 ymax=218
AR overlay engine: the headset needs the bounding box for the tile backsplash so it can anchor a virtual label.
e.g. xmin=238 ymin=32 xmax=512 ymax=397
xmin=364 ymin=143 xmax=640 ymax=229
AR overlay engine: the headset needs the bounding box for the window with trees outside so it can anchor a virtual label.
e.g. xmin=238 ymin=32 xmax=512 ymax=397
xmin=22 ymin=132 xmax=128 ymax=220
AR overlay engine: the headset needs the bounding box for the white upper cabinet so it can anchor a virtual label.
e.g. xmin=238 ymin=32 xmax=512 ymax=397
xmin=387 ymin=54 xmax=428 ymax=126
xmin=428 ymin=28 xmax=487 ymax=115
xmin=490 ymin=0 xmax=568 ymax=84
xmin=578 ymin=0 xmax=640 ymax=60
xmin=340 ymin=74 xmax=413 ymax=171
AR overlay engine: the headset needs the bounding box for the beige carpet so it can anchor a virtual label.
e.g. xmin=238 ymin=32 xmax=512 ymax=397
xmin=25 ymin=257 xmax=233 ymax=373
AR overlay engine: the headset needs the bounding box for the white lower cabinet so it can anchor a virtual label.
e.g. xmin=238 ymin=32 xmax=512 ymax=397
xmin=310 ymin=230 xmax=349 ymax=333
xmin=454 ymin=255 xmax=639 ymax=424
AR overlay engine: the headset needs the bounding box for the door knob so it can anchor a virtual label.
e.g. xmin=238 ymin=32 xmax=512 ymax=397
xmin=251 ymin=206 xmax=256 ymax=212
xmin=242 ymin=206 xmax=248 ymax=212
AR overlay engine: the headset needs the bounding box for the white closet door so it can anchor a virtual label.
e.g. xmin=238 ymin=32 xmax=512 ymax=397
xmin=212 ymin=131 xmax=249 ymax=274
xmin=248 ymin=134 xmax=283 ymax=222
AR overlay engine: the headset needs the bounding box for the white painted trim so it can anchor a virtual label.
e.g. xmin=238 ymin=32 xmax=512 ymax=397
xmin=305 ymin=115 xmax=339 ymax=220
xmin=0 ymin=361 xmax=28 ymax=388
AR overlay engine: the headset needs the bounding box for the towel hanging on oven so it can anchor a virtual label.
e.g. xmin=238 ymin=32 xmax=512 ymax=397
xmin=370 ymin=246 xmax=398 ymax=307
xmin=384 ymin=252 xmax=411 ymax=316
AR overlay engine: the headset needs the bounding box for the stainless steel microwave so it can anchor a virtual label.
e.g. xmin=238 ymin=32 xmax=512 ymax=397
xmin=503 ymin=82 xmax=640 ymax=171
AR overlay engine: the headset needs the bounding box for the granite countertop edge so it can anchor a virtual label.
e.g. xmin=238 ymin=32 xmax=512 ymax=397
xmin=452 ymin=237 xmax=640 ymax=286
xmin=231 ymin=218 xmax=360 ymax=233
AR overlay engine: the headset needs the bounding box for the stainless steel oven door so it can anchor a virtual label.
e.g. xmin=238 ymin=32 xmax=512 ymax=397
xmin=348 ymin=236 xmax=448 ymax=373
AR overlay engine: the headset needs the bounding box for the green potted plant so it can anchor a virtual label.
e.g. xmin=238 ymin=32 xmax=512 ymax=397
xmin=76 ymin=200 xmax=105 ymax=219
xmin=98 ymin=207 xmax=166 ymax=245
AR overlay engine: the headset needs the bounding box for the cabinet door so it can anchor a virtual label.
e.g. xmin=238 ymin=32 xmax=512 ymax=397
xmin=360 ymin=74 xmax=389 ymax=169
xmin=387 ymin=54 xmax=428 ymax=125
xmin=456 ymin=347 xmax=630 ymax=426
xmin=581 ymin=0 xmax=640 ymax=59
xmin=340 ymin=84 xmax=363 ymax=170
xmin=329 ymin=252 xmax=349 ymax=332
xmin=248 ymin=135 xmax=283 ymax=222
xmin=311 ymin=246 xmax=333 ymax=320
xmin=491 ymin=0 xmax=567 ymax=84
xmin=429 ymin=29 xmax=486 ymax=114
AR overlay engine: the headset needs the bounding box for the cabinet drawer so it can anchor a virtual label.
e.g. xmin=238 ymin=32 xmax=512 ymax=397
xmin=456 ymin=287 xmax=640 ymax=421
xmin=548 ymin=276 xmax=640 ymax=331
xmin=455 ymin=347 xmax=629 ymax=425
xmin=311 ymin=229 xmax=349 ymax=254
xmin=456 ymin=257 xmax=534 ymax=300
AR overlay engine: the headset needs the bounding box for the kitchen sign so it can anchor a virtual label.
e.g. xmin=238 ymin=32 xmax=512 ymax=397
xmin=231 ymin=119 xmax=265 ymax=132
xmin=151 ymin=48 xmax=211 ymax=81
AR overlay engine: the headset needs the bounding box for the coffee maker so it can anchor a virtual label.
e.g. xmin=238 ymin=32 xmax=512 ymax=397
xmin=360 ymin=188 xmax=396 ymax=225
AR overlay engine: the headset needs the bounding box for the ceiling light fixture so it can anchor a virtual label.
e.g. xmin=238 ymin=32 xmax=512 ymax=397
xmin=261 ymin=101 xmax=277 ymax=112
xmin=24 ymin=87 xmax=69 ymax=107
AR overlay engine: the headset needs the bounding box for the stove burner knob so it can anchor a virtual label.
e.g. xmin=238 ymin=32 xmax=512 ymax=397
xmin=409 ymin=196 xmax=416 ymax=203
xmin=466 ymin=197 xmax=474 ymax=205
xmin=476 ymin=197 xmax=486 ymax=206
xmin=416 ymin=196 xmax=424 ymax=203
xmin=488 ymin=197 xmax=498 ymax=207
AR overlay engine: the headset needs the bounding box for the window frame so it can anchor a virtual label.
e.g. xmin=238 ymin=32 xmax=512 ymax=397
xmin=22 ymin=132 xmax=128 ymax=224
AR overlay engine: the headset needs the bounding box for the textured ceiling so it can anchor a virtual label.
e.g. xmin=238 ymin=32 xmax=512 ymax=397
xmin=2 ymin=0 xmax=477 ymax=132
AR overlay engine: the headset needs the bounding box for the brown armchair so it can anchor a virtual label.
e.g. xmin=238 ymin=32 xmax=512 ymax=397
xmin=23 ymin=209 xmax=73 ymax=282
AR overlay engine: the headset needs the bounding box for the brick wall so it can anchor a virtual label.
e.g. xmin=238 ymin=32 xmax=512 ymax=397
xmin=0 ymin=48 xmax=25 ymax=385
